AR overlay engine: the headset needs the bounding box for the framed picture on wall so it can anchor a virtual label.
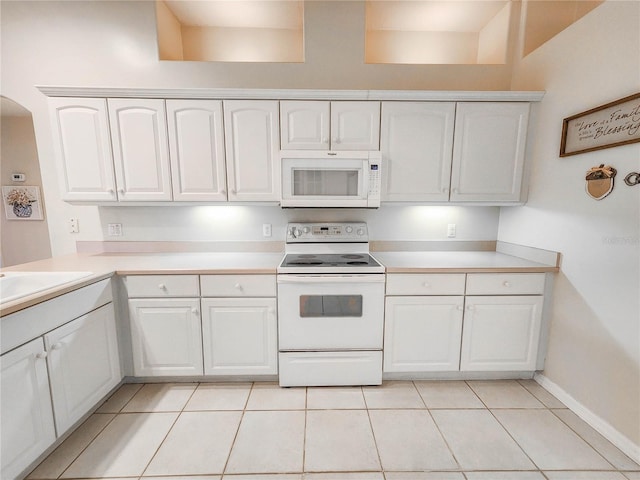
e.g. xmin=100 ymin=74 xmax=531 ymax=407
xmin=560 ymin=92 xmax=640 ymax=157
xmin=2 ymin=185 xmax=44 ymax=220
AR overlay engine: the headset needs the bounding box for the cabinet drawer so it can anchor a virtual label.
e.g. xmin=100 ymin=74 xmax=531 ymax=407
xmin=124 ymin=275 xmax=200 ymax=297
xmin=201 ymin=275 xmax=276 ymax=297
xmin=386 ymin=274 xmax=466 ymax=296
xmin=465 ymin=273 xmax=545 ymax=295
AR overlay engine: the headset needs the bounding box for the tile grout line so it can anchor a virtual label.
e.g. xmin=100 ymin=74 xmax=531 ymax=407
xmin=363 ymin=385 xmax=385 ymax=475
xmin=220 ymin=381 xmax=255 ymax=477
xmin=138 ymin=381 xmax=201 ymax=479
xmin=416 ymin=380 xmax=463 ymax=473
xmin=46 ymin=382 xmax=146 ymax=480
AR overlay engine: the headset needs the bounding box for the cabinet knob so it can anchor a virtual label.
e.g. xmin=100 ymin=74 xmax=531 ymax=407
xmin=36 ymin=351 xmax=48 ymax=359
xmin=333 ymin=138 xmax=340 ymax=144
xmin=107 ymin=188 xmax=114 ymax=194
xmin=158 ymin=283 xmax=167 ymax=290
xmin=221 ymin=190 xmax=226 ymax=195
xmin=118 ymin=189 xmax=125 ymax=195
xmin=442 ymin=188 xmax=449 ymax=194
xmin=453 ymin=188 xmax=459 ymax=194
xmin=51 ymin=342 xmax=63 ymax=350
xmin=503 ymin=281 xmax=511 ymax=287
xmin=230 ymin=189 xmax=237 ymax=195
xmin=191 ymin=308 xmax=199 ymax=315
xmin=456 ymin=305 xmax=464 ymax=311
xmin=466 ymin=304 xmax=475 ymax=311
xmin=422 ymin=282 xmax=431 ymax=288
xmin=234 ymin=283 xmax=243 ymax=291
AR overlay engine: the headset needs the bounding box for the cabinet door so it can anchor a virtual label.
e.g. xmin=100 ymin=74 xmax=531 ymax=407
xmin=223 ymin=100 xmax=280 ymax=201
xmin=167 ymin=99 xmax=227 ymax=201
xmin=45 ymin=303 xmax=121 ymax=434
xmin=129 ymin=298 xmax=203 ymax=376
xmin=48 ymin=97 xmax=117 ymax=202
xmin=280 ymin=100 xmax=330 ymax=150
xmin=1 ymin=338 xmax=56 ymax=480
xmin=460 ymin=295 xmax=543 ymax=371
xmin=380 ymin=102 xmax=455 ymax=201
xmin=331 ymin=101 xmax=380 ymax=150
xmin=450 ymin=102 xmax=530 ymax=202
xmin=384 ymin=296 xmax=464 ymax=372
xmin=201 ymin=298 xmax=277 ymax=376
xmin=108 ymin=98 xmax=172 ymax=201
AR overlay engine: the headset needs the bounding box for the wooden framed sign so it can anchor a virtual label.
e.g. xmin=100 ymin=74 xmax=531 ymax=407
xmin=560 ymin=92 xmax=640 ymax=157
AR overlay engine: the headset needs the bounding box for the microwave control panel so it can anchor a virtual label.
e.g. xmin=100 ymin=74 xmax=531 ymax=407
xmin=367 ymin=161 xmax=381 ymax=207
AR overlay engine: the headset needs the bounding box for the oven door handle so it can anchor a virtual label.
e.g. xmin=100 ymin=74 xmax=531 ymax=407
xmin=277 ymin=275 xmax=385 ymax=284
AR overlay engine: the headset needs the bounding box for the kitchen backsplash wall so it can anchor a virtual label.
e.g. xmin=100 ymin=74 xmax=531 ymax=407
xmin=96 ymin=205 xmax=500 ymax=243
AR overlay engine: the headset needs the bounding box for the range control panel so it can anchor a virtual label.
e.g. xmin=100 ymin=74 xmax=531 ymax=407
xmin=286 ymin=222 xmax=369 ymax=243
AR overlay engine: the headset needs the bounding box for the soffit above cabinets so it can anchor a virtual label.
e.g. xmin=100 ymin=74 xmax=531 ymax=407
xmin=366 ymin=1 xmax=508 ymax=33
xmin=164 ymin=0 xmax=303 ymax=29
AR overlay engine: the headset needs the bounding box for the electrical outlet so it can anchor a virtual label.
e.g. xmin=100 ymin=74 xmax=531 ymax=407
xmin=108 ymin=223 xmax=123 ymax=236
xmin=69 ymin=218 xmax=79 ymax=234
xmin=447 ymin=223 xmax=456 ymax=238
xmin=262 ymin=223 xmax=272 ymax=237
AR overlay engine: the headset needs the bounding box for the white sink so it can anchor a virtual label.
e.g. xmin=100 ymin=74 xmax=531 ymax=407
xmin=0 ymin=271 xmax=94 ymax=304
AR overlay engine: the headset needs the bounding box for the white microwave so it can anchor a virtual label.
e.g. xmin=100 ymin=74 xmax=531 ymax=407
xmin=280 ymin=150 xmax=381 ymax=208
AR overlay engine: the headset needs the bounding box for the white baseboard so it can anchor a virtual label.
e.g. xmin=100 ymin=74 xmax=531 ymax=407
xmin=534 ymin=373 xmax=640 ymax=465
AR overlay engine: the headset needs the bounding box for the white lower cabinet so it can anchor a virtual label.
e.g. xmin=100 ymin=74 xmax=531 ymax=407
xmin=384 ymin=296 xmax=464 ymax=372
xmin=1 ymin=338 xmax=56 ymax=480
xmin=128 ymin=298 xmax=203 ymax=376
xmin=1 ymin=279 xmax=121 ymax=480
xmin=460 ymin=295 xmax=544 ymax=371
xmin=384 ymin=273 xmax=547 ymax=374
xmin=201 ymin=298 xmax=277 ymax=376
xmin=45 ymin=303 xmax=121 ymax=434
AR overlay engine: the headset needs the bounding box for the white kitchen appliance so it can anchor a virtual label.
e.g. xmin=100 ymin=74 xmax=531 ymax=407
xmin=277 ymin=222 xmax=385 ymax=387
xmin=280 ymin=150 xmax=382 ymax=208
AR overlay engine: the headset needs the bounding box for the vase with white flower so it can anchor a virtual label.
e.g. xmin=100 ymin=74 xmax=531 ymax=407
xmin=5 ymin=188 xmax=37 ymax=218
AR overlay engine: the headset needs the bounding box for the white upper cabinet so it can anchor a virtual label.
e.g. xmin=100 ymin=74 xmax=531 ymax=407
xmin=108 ymin=98 xmax=172 ymax=201
xmin=49 ymin=97 xmax=117 ymax=202
xmin=280 ymin=100 xmax=330 ymax=150
xmin=450 ymin=102 xmax=530 ymax=202
xmin=280 ymin=101 xmax=380 ymax=150
xmin=166 ymin=100 xmax=227 ymax=201
xmin=331 ymin=101 xmax=380 ymax=150
xmin=380 ymin=102 xmax=455 ymax=202
xmin=224 ymin=100 xmax=280 ymax=202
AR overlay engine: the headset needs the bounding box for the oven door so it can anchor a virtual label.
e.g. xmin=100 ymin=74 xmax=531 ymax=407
xmin=281 ymin=157 xmax=369 ymax=207
xmin=277 ymin=274 xmax=385 ymax=350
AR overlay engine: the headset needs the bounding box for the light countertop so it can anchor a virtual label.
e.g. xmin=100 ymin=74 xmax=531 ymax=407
xmin=1 ymin=248 xmax=558 ymax=316
xmin=374 ymin=251 xmax=559 ymax=273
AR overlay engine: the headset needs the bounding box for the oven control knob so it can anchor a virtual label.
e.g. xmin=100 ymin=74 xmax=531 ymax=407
xmin=302 ymin=226 xmax=310 ymax=234
xmin=289 ymin=227 xmax=302 ymax=238
xmin=357 ymin=228 xmax=365 ymax=236
xmin=345 ymin=226 xmax=353 ymax=234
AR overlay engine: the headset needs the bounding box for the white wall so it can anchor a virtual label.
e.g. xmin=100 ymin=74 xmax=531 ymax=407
xmin=0 ymin=113 xmax=52 ymax=266
xmin=0 ymin=0 xmax=509 ymax=256
xmin=501 ymin=0 xmax=640 ymax=452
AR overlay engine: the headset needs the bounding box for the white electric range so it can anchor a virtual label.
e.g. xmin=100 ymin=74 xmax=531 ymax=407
xmin=277 ymin=222 xmax=385 ymax=387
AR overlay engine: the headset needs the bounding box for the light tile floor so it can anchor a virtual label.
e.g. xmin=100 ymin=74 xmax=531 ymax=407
xmin=27 ymin=380 xmax=640 ymax=480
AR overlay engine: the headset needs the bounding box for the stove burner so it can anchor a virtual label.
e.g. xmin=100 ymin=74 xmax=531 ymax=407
xmin=298 ymin=254 xmax=317 ymax=258
xmin=341 ymin=254 xmax=365 ymax=259
xmin=347 ymin=261 xmax=369 ymax=265
xmin=289 ymin=260 xmax=323 ymax=265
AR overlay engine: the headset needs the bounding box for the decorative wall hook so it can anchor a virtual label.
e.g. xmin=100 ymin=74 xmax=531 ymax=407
xmin=624 ymin=171 xmax=640 ymax=186
xmin=585 ymin=164 xmax=617 ymax=200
